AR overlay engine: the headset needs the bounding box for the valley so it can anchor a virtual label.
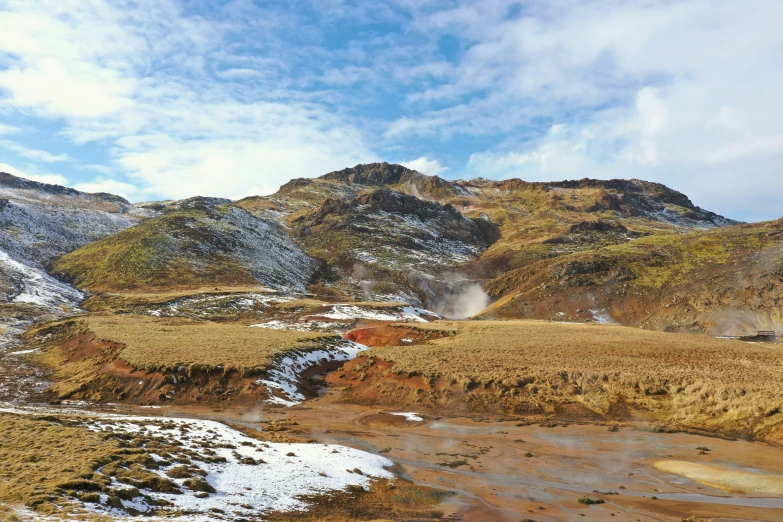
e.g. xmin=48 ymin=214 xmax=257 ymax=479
xmin=0 ymin=165 xmax=780 ymax=521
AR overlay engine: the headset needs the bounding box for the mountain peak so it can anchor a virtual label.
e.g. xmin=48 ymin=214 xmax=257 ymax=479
xmin=320 ymin=162 xmax=423 ymax=186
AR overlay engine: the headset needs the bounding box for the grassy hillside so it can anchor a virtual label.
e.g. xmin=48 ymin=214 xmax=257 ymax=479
xmin=47 ymin=163 xmax=766 ymax=329
xmin=233 ymin=164 xmax=744 ymax=313
xmin=330 ymin=320 xmax=783 ymax=442
xmin=51 ymin=204 xmax=318 ymax=293
xmin=482 ymin=218 xmax=783 ymax=333
xmin=436 ymin=178 xmax=736 ymax=280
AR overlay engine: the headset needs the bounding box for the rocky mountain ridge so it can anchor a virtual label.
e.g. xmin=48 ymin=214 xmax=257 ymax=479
xmin=2 ymin=164 xmax=779 ymax=332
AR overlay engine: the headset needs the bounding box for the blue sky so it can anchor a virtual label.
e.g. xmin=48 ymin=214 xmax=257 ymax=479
xmin=0 ymin=0 xmax=782 ymax=221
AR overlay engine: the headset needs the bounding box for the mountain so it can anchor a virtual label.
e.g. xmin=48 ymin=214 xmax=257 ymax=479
xmin=51 ymin=200 xmax=318 ymax=293
xmin=482 ymin=218 xmax=783 ymax=335
xmin=39 ymin=162 xmax=776 ymax=331
xmin=233 ymin=163 xmax=744 ymax=319
xmin=0 ymin=172 xmax=150 ymax=268
xmin=289 ymin=188 xmax=492 ymax=308
xmin=0 ymin=172 xmax=151 ymax=319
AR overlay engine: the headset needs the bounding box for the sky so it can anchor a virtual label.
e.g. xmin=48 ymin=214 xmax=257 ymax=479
xmin=0 ymin=0 xmax=782 ymax=221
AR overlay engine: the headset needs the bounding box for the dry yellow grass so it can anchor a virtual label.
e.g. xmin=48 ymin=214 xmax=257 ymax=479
xmin=0 ymin=413 xmax=118 ymax=516
xmin=82 ymin=286 xmax=273 ymax=312
xmin=83 ymin=315 xmax=340 ymax=373
xmin=364 ymin=320 xmax=783 ymax=437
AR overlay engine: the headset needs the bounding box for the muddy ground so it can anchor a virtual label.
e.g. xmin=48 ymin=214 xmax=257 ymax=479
xmin=156 ymin=388 xmax=783 ymax=522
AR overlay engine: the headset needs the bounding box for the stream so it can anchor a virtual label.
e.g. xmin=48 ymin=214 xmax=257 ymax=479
xmin=2 ymin=322 xmax=783 ymax=521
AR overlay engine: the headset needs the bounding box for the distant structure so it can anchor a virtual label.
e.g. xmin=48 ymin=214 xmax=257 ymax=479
xmin=740 ymin=331 xmax=777 ymax=343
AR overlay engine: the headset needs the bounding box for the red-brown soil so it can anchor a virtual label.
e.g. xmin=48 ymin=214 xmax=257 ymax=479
xmin=344 ymin=324 xmax=453 ymax=347
xmin=327 ymin=356 xmax=630 ymax=420
xmin=34 ymin=329 xmax=336 ymax=408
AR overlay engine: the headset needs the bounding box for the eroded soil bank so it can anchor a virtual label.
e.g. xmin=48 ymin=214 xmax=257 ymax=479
xmin=7 ymin=317 xmax=783 ymax=520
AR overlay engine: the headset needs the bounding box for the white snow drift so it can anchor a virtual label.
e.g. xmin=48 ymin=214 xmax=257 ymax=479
xmin=257 ymin=342 xmax=367 ymax=406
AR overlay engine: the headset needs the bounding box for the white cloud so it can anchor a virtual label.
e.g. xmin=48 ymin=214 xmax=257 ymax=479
xmin=466 ymin=125 xmax=603 ymax=181
xmin=0 ymin=122 xmax=18 ymax=135
xmin=707 ymin=134 xmax=783 ymax=164
xmin=119 ymin=133 xmax=372 ymax=200
xmin=0 ymin=140 xmax=70 ymax=163
xmin=0 ymin=0 xmax=781 ymax=219
xmin=0 ymin=0 xmax=373 ymax=200
xmin=401 ymin=156 xmax=448 ymax=176
xmin=399 ymin=0 xmax=783 ymax=219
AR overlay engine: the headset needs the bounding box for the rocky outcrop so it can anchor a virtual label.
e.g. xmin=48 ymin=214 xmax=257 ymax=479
xmin=291 ymin=189 xmax=491 ymax=306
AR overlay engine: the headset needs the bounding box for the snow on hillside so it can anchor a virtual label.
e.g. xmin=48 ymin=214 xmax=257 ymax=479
xmin=145 ymin=292 xmax=297 ymax=320
xmin=250 ymin=303 xmax=440 ymax=332
xmin=209 ymin=207 xmax=318 ymax=291
xmin=0 ymin=250 xmax=82 ymax=309
xmin=257 ymin=341 xmax=367 ymax=406
xmin=0 ymin=197 xmax=140 ymax=268
xmin=318 ymin=304 xmax=438 ymax=322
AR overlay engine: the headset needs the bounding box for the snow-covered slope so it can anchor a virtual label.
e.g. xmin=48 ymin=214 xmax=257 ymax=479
xmin=0 ymin=172 xmax=150 ymax=350
xmin=53 ymin=203 xmax=320 ymax=292
xmin=0 ymin=172 xmax=151 ymax=268
xmin=0 ymin=250 xmax=82 ymax=309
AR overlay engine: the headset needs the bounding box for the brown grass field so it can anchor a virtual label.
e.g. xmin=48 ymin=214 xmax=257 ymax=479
xmin=0 ymin=413 xmax=118 ymax=519
xmin=0 ymin=412 xmax=444 ymax=521
xmin=81 ymin=315 xmax=340 ymax=373
xmin=332 ymin=320 xmax=783 ymax=442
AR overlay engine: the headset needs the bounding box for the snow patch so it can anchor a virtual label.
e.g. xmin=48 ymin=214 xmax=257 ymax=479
xmin=0 ymin=405 xmax=394 ymax=519
xmin=319 ymin=304 xmax=436 ymax=323
xmin=257 ymin=341 xmax=368 ymax=406
xmin=0 ymin=249 xmax=83 ymax=309
xmin=388 ymin=412 xmax=423 ymax=422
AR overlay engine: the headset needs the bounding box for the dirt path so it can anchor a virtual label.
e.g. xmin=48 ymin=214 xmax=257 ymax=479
xmin=156 ymin=391 xmax=783 ymax=522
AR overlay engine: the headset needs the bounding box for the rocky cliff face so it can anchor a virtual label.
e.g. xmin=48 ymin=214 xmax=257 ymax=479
xmin=290 ymin=189 xmax=492 ymax=308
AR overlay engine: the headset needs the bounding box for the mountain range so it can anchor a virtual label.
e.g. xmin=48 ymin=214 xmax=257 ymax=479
xmin=2 ymin=163 xmax=781 ymax=336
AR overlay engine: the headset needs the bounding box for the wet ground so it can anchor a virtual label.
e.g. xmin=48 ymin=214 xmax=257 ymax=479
xmin=156 ymin=391 xmax=783 ymax=522
xmin=3 ymin=319 xmax=783 ymax=521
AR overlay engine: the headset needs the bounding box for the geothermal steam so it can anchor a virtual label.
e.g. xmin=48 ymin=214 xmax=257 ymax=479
xmin=431 ymin=282 xmax=490 ymax=319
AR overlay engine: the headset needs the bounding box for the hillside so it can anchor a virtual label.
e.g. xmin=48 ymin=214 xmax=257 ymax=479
xmin=0 ymin=172 xmax=154 ymax=333
xmin=51 ymin=202 xmax=318 ymax=293
xmin=23 ymin=163 xmax=777 ymax=332
xmin=0 ymin=172 xmax=150 ymax=269
xmin=483 ymin=218 xmax=783 ymax=334
xmin=444 ymin=177 xmax=738 ymax=280
xmin=231 ymin=163 xmax=748 ymax=320
xmin=289 ymin=188 xmax=492 ymax=309
xmin=329 ymin=320 xmax=783 ymax=443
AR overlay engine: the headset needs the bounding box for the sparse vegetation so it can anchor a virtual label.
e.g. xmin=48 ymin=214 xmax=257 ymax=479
xmin=578 ymin=496 xmax=605 ymax=505
xmin=335 ymin=320 xmax=783 ymax=441
xmin=81 ymin=314 xmax=341 ymax=373
xmin=484 ymin=218 xmax=783 ymax=333
xmin=0 ymin=413 xmax=119 ymax=516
